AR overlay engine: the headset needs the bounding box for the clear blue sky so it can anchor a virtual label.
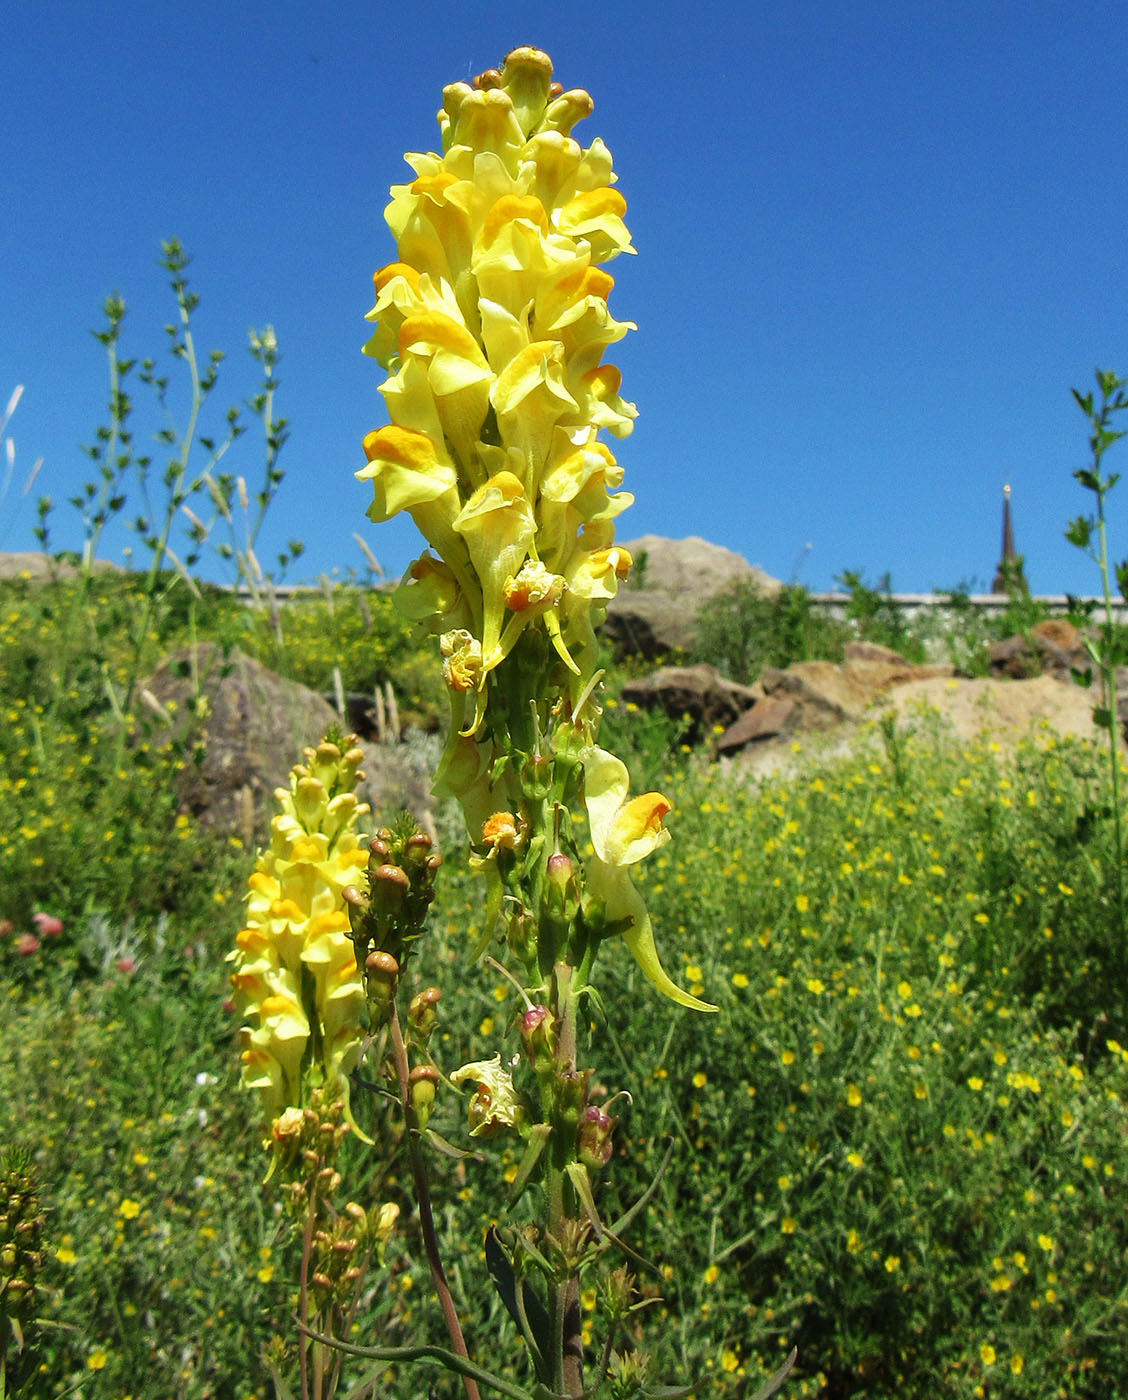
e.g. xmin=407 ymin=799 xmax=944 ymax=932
xmin=4 ymin=0 xmax=1127 ymax=596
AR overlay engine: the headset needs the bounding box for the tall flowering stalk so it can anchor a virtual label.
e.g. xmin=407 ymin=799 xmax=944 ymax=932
xmin=348 ymin=47 xmax=733 ymax=1400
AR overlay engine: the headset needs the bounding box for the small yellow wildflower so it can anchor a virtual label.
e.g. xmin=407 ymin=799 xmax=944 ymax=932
xmin=884 ymin=1255 xmax=900 ymax=1273
xmin=118 ymin=1198 xmax=141 ymax=1220
xmin=846 ymin=1083 xmax=862 ymax=1107
xmin=979 ymin=1343 xmax=996 ymax=1367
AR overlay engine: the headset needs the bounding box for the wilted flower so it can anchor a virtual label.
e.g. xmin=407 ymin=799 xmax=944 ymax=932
xmin=450 ymin=1054 xmax=525 ymax=1137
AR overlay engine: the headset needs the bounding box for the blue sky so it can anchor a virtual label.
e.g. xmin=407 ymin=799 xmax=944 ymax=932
xmin=4 ymin=0 xmax=1127 ymax=596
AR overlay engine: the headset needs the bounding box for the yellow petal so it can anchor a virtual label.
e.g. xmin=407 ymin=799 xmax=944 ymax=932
xmin=587 ymin=859 xmax=716 ymax=1013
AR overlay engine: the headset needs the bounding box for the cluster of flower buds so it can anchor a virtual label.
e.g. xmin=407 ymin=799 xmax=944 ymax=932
xmin=270 ymin=1091 xmax=351 ymax=1210
xmin=342 ymin=817 xmax=442 ymax=1028
xmin=227 ymin=733 xmax=371 ymax=1128
xmin=307 ymin=1198 xmax=399 ymax=1311
xmin=0 ymin=1147 xmax=45 ymax=1343
xmin=270 ymin=1091 xmax=399 ymax=1318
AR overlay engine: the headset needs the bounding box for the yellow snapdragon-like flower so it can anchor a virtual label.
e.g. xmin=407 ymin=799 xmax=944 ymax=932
xmin=228 ymin=737 xmax=372 ymax=1129
xmin=581 ymin=745 xmax=717 ymax=1012
xmin=358 ymin=46 xmax=637 ymax=721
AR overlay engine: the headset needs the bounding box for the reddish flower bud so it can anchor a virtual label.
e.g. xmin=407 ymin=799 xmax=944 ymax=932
xmin=577 ymin=1104 xmax=615 ymax=1170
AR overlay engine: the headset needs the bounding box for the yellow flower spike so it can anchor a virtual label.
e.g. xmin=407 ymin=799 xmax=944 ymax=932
xmin=452 ymin=471 xmax=537 ymax=667
xmin=229 ymin=735 xmax=374 ymax=1131
xmin=580 ymin=745 xmax=716 ymax=1013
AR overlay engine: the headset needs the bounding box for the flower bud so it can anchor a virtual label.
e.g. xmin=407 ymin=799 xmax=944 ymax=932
xmin=408 ymin=986 xmax=442 ymax=1047
xmin=408 ymin=1064 xmax=441 ymax=1128
xmin=368 ymin=863 xmax=410 ymax=914
xmin=519 ymin=1004 xmax=557 ymax=1071
xmin=577 ymin=1104 xmax=615 ymax=1170
xmin=364 ymin=950 xmax=400 ymax=1022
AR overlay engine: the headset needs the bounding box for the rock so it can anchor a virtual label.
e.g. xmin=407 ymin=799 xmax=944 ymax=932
xmin=715 ymin=697 xmax=798 ymax=754
xmin=618 ymin=663 xmax=761 ymax=738
xmin=1031 ymin=618 xmax=1081 ymax=653
xmin=618 ymin=535 xmax=778 ymax=597
xmin=709 ymin=654 xmax=954 ymax=753
xmin=988 ymin=620 xmax=1088 ymax=680
xmin=601 ymin=535 xmax=780 ymax=658
xmin=600 ymin=591 xmax=701 ymax=657
xmin=0 ymin=550 xmax=120 ymax=581
xmin=842 ymin=640 xmax=910 ymax=664
xmin=135 ymin=644 xmax=434 ymax=841
xmin=881 ymin=674 xmax=1101 ymax=749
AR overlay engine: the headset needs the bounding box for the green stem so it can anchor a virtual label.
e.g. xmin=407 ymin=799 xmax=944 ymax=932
xmin=388 ymin=1007 xmax=481 ymax=1400
xmin=547 ymin=962 xmax=583 ymax=1399
xmin=1094 ymin=493 xmax=1126 ymax=931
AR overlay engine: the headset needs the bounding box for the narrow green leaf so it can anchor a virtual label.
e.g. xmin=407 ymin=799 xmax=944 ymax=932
xmin=748 ymin=1348 xmax=798 ymax=1400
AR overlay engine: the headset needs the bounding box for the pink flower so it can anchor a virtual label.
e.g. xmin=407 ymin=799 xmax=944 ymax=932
xmin=14 ymin=933 xmax=40 ymax=956
xmin=0 ymin=920 xmax=13 ymax=937
xmin=32 ymin=912 xmax=63 ymax=938
xmin=116 ymin=957 xmax=136 ymax=974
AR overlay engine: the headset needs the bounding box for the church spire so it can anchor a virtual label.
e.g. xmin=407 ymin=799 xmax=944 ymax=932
xmin=991 ymin=483 xmax=1023 ymax=593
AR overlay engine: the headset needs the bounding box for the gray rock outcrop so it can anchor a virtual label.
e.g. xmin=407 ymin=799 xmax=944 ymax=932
xmin=134 ymin=644 xmax=433 ymax=842
xmin=601 ymin=535 xmax=779 ymax=658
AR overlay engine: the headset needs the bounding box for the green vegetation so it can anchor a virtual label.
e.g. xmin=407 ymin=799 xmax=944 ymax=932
xmin=3 ymin=563 xmax=1127 ymax=1397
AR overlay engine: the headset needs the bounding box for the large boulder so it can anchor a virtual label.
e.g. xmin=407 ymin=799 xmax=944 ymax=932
xmin=619 ymin=663 xmax=761 ymax=739
xmin=135 ymin=644 xmax=434 ymax=842
xmin=601 ymin=535 xmax=780 ymax=658
xmin=755 ymin=651 xmax=956 ymax=732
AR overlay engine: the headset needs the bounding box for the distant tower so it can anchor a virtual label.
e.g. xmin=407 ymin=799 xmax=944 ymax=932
xmin=991 ymin=483 xmax=1024 ymax=593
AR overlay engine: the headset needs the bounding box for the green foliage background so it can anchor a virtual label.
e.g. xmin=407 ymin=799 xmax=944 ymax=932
xmin=2 ymin=568 xmax=1127 ymax=1399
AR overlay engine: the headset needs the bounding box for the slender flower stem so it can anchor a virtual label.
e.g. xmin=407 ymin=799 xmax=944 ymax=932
xmin=299 ymin=1185 xmax=317 ymax=1400
xmin=388 ymin=1006 xmax=481 ymax=1400
xmin=1094 ymin=494 xmax=1126 ymax=929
